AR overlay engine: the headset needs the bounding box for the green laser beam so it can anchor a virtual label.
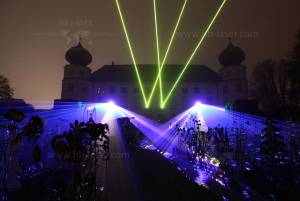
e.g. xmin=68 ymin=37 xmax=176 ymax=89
xmin=115 ymin=0 xmax=148 ymax=106
xmin=153 ymin=0 xmax=163 ymax=107
xmin=146 ymin=0 xmax=188 ymax=108
xmin=115 ymin=0 xmax=227 ymax=109
xmin=162 ymin=0 xmax=227 ymax=107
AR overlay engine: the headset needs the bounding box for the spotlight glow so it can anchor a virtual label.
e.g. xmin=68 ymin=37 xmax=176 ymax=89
xmin=193 ymin=101 xmax=225 ymax=112
xmin=206 ymin=105 xmax=226 ymax=112
xmin=195 ymin=101 xmax=202 ymax=107
xmin=108 ymin=101 xmax=115 ymax=107
xmin=192 ymin=101 xmax=203 ymax=112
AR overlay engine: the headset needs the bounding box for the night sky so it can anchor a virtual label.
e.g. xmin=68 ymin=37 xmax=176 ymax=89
xmin=1 ymin=0 xmax=300 ymax=106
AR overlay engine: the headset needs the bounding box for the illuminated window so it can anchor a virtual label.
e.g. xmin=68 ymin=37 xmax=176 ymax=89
xmin=97 ymin=88 xmax=104 ymax=94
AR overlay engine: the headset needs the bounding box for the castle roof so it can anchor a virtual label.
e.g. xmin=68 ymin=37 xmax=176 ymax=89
xmin=91 ymin=64 xmax=221 ymax=83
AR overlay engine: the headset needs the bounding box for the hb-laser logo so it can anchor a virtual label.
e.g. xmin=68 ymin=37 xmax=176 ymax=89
xmin=115 ymin=0 xmax=227 ymax=109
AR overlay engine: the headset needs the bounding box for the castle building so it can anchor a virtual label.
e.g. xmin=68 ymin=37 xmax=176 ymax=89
xmin=61 ymin=40 xmax=248 ymax=121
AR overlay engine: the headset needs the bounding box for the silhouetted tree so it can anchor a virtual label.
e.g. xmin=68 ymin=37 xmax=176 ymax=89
xmin=51 ymin=120 xmax=109 ymax=163
xmin=0 ymin=75 xmax=14 ymax=99
xmin=251 ymin=60 xmax=291 ymax=117
xmin=10 ymin=116 xmax=44 ymax=163
xmin=51 ymin=119 xmax=110 ymax=201
xmin=233 ymin=128 xmax=243 ymax=164
xmin=3 ymin=116 xmax=45 ymax=201
xmin=287 ymin=28 xmax=300 ymax=104
xmin=251 ymin=28 xmax=300 ymax=120
xmin=260 ymin=119 xmax=286 ymax=166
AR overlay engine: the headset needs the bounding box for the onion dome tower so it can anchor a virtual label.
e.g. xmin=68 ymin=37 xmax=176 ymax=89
xmin=219 ymin=39 xmax=245 ymax=67
xmin=65 ymin=42 xmax=93 ymax=66
xmin=219 ymin=39 xmax=248 ymax=103
xmin=61 ymin=40 xmax=92 ymax=101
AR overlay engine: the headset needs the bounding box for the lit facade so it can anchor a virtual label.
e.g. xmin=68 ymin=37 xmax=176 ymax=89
xmin=61 ymin=41 xmax=248 ymax=120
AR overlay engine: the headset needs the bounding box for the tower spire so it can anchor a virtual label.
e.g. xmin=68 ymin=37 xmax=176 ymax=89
xmin=79 ymin=32 xmax=82 ymax=42
xmin=228 ymin=37 xmax=232 ymax=46
xmin=77 ymin=32 xmax=83 ymax=47
xmin=77 ymin=32 xmax=82 ymax=47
